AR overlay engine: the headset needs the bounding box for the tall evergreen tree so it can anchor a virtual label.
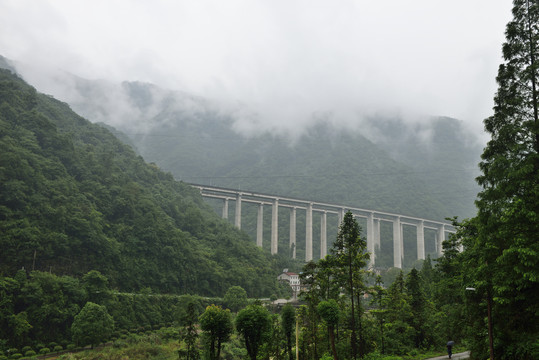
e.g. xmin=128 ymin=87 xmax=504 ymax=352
xmin=463 ymin=1 xmax=539 ymax=358
xmin=331 ymin=211 xmax=370 ymax=359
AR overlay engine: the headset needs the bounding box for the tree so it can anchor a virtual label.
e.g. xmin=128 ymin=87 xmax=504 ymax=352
xmin=179 ymin=299 xmax=200 ymax=360
xmin=405 ymin=268 xmax=425 ymax=348
xmin=82 ymin=270 xmax=110 ymax=305
xmin=318 ymin=300 xmax=340 ymax=360
xmin=281 ymin=304 xmax=296 ymax=360
xmin=330 ymin=211 xmax=370 ymax=359
xmin=224 ymin=286 xmax=248 ymax=312
xmin=462 ymin=1 xmax=539 ymax=358
xmin=71 ymin=302 xmax=114 ymax=348
xmin=199 ymin=305 xmax=232 ymax=360
xmin=235 ymin=303 xmax=271 ymax=360
xmin=384 ymin=271 xmax=414 ymax=354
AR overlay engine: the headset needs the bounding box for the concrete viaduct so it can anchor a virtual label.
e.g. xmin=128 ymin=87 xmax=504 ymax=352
xmin=190 ymin=184 xmax=455 ymax=268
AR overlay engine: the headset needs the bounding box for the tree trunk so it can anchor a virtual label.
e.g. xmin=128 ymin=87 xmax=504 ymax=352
xmin=329 ymin=326 xmax=338 ymax=360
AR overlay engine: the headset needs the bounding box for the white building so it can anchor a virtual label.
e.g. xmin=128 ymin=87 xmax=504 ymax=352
xmin=277 ymin=269 xmax=301 ymax=299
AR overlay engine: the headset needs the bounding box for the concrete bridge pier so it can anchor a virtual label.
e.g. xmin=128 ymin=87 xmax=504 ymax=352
xmin=437 ymin=224 xmax=445 ymax=256
xmin=367 ymin=212 xmax=375 ymax=268
xmin=222 ymin=198 xmax=229 ymax=219
xmin=393 ymin=217 xmax=402 ymax=268
xmin=417 ymin=221 xmax=425 ymax=260
xmin=235 ymin=193 xmax=242 ymax=229
xmin=257 ymin=203 xmax=263 ymax=248
xmin=320 ymin=211 xmax=327 ymax=259
xmin=338 ymin=208 xmax=345 ymax=229
xmin=306 ymin=203 xmax=313 ymax=262
xmin=372 ymin=218 xmax=381 ymax=266
xmin=271 ymin=199 xmax=279 ymax=255
xmin=290 ymin=207 xmax=297 ymax=259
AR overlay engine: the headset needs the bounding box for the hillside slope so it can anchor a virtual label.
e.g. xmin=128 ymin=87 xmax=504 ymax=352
xmin=0 ymin=69 xmax=283 ymax=297
xmin=61 ymin=78 xmax=481 ymax=221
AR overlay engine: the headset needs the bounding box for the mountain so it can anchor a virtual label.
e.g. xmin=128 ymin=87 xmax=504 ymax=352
xmin=0 ymin=68 xmax=286 ymax=297
xmin=57 ymin=76 xmax=481 ymax=221
xmin=1 ymin=58 xmax=483 ymax=266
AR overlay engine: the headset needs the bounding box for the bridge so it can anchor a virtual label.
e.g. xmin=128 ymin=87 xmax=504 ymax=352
xmin=190 ymin=184 xmax=455 ymax=268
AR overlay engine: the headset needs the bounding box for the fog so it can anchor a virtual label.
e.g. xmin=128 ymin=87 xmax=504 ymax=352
xmin=0 ymin=0 xmax=512 ymax=139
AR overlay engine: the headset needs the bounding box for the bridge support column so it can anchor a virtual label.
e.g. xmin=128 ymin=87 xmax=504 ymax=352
xmin=417 ymin=221 xmax=425 ymax=260
xmin=437 ymin=224 xmax=445 ymax=256
xmin=290 ymin=207 xmax=297 ymax=259
xmin=393 ymin=217 xmax=402 ymax=268
xmin=374 ymin=218 xmax=380 ymax=263
xmin=257 ymin=203 xmax=263 ymax=248
xmin=235 ymin=194 xmax=242 ymax=229
xmin=367 ymin=212 xmax=374 ymax=268
xmin=306 ymin=203 xmax=313 ymax=262
xmin=271 ymin=199 xmax=279 ymax=255
xmin=338 ymin=208 xmax=345 ymax=228
xmin=320 ymin=211 xmax=327 ymax=259
xmin=222 ymin=199 xmax=229 ymax=219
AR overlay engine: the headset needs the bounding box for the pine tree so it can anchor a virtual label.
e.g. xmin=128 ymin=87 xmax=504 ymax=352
xmin=331 ymin=211 xmax=370 ymax=359
xmin=465 ymin=1 xmax=539 ymax=358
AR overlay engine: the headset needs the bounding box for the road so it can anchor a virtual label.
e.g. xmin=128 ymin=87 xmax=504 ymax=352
xmin=426 ymin=351 xmax=470 ymax=360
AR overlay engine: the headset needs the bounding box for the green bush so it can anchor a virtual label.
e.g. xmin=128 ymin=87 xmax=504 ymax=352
xmin=0 ymin=355 xmax=7 ymax=360
xmin=20 ymin=348 xmax=31 ymax=354
xmin=9 ymin=353 xmax=22 ymax=359
xmin=47 ymin=343 xmax=57 ymax=349
xmin=66 ymin=344 xmax=76 ymax=350
xmin=23 ymin=350 xmax=36 ymax=357
xmin=53 ymin=345 xmax=63 ymax=352
xmin=38 ymin=348 xmax=50 ymax=355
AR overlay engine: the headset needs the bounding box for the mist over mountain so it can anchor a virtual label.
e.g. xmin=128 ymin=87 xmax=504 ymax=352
xmin=39 ymin=71 xmax=481 ymax=222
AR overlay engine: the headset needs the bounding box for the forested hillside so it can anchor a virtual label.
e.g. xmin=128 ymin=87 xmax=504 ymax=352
xmin=59 ymin=77 xmax=481 ymax=222
xmin=0 ymin=69 xmax=285 ymax=297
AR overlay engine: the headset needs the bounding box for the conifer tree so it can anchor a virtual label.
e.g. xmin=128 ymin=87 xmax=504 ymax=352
xmin=463 ymin=1 xmax=539 ymax=358
xmin=331 ymin=211 xmax=370 ymax=359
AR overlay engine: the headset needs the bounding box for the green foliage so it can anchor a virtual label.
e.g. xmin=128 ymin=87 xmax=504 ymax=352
xmin=199 ymin=305 xmax=232 ymax=360
xmin=71 ymin=302 xmax=114 ymax=348
xmin=223 ymin=286 xmax=248 ymax=312
xmin=0 ymin=68 xmax=284 ymax=298
xmin=317 ymin=300 xmax=340 ymax=326
xmin=280 ymin=304 xmax=296 ymax=360
xmin=235 ymin=304 xmax=271 ymax=360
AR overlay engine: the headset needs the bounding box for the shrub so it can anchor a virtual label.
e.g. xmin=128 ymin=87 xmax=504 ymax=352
xmin=20 ymin=347 xmax=32 ymax=354
xmin=9 ymin=353 xmax=22 ymax=359
xmin=47 ymin=343 xmax=57 ymax=349
xmin=53 ymin=345 xmax=63 ymax=352
xmin=24 ymin=350 xmax=36 ymax=357
xmin=0 ymin=355 xmax=7 ymax=360
xmin=39 ymin=348 xmax=50 ymax=355
xmin=66 ymin=344 xmax=76 ymax=350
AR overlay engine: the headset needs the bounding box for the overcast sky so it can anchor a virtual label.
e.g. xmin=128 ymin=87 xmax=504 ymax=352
xmin=0 ymin=0 xmax=513 ymax=136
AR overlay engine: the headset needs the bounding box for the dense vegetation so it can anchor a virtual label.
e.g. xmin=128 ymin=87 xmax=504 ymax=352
xmin=0 ymin=68 xmax=287 ymax=297
xmin=50 ymin=76 xmax=480 ymax=265
xmin=1 ymin=0 xmax=537 ymax=358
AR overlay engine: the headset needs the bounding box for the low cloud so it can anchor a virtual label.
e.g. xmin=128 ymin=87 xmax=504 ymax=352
xmin=0 ymin=0 xmax=512 ymax=142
